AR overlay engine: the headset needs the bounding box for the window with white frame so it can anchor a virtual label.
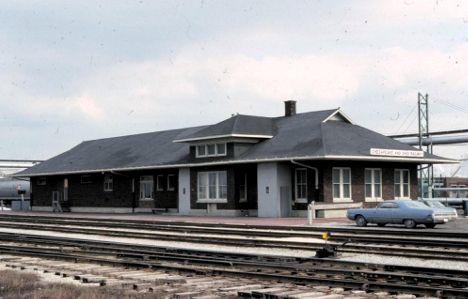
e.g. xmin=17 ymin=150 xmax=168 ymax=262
xmin=156 ymin=175 xmax=164 ymax=191
xmin=196 ymin=143 xmax=227 ymax=158
xmin=394 ymin=169 xmax=410 ymax=198
xmin=140 ymin=176 xmax=154 ymax=200
xmin=332 ymin=168 xmax=352 ymax=201
xmin=103 ymin=174 xmax=113 ymax=192
xmin=239 ymin=173 xmax=247 ymax=203
xmin=295 ymin=168 xmax=308 ymax=203
xmin=167 ymin=174 xmax=176 ymax=191
xmin=197 ymin=171 xmax=227 ymax=203
xmin=365 ymin=168 xmax=382 ymax=200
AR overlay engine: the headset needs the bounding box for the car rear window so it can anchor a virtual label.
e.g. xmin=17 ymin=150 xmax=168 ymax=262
xmin=404 ymin=201 xmax=429 ymax=209
xmin=426 ymin=201 xmax=446 ymax=208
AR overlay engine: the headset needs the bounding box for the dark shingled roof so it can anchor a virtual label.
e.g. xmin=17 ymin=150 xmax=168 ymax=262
xmin=17 ymin=108 xmax=455 ymax=176
xmin=173 ymin=114 xmax=275 ymax=142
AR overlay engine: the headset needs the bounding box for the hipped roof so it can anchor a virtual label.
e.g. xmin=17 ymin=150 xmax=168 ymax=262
xmin=17 ymin=108 xmax=457 ymax=177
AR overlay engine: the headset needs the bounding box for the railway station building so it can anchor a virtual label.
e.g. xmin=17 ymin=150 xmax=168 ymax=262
xmin=17 ymin=101 xmax=456 ymax=218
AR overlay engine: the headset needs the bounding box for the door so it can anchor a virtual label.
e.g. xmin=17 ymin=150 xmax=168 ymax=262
xmin=280 ymin=186 xmax=291 ymax=217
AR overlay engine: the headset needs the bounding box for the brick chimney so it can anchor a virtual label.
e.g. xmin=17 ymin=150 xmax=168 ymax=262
xmin=284 ymin=100 xmax=296 ymax=117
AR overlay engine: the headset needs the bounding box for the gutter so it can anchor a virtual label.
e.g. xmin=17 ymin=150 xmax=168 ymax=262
xmin=291 ymin=160 xmax=319 ymax=189
xmin=14 ymin=154 xmax=459 ymax=178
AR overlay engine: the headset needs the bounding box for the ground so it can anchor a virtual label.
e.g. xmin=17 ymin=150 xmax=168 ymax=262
xmin=0 ymin=269 xmax=161 ymax=299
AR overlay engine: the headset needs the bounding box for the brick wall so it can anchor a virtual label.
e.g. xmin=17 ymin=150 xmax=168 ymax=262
xmin=30 ymin=176 xmax=62 ymax=206
xmin=321 ymin=161 xmax=418 ymax=205
xmin=31 ymin=169 xmax=179 ymax=210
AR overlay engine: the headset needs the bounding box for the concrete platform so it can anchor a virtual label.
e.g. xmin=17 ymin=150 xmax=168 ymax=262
xmin=0 ymin=211 xmax=466 ymax=231
xmin=0 ymin=211 xmax=351 ymax=227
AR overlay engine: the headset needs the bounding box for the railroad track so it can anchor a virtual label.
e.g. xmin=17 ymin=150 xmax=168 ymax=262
xmin=1 ymin=214 xmax=467 ymax=241
xmin=0 ymin=231 xmax=467 ymax=298
xmin=0 ymin=215 xmax=467 ymax=262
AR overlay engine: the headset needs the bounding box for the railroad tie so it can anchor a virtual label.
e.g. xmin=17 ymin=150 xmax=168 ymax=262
xmin=190 ymin=279 xmax=233 ymax=289
xmin=247 ymin=287 xmax=290 ymax=297
xmin=100 ymin=278 xmax=129 ymax=287
xmin=267 ymin=289 xmax=312 ymax=298
xmin=172 ymin=291 xmax=203 ymax=299
xmin=286 ymin=291 xmax=327 ymax=298
xmin=132 ymin=282 xmax=154 ymax=291
xmin=309 ymin=295 xmax=345 ymax=299
xmin=79 ymin=274 xmax=108 ymax=284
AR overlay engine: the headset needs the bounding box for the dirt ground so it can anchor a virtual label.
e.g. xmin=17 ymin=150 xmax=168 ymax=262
xmin=0 ymin=269 xmax=163 ymax=299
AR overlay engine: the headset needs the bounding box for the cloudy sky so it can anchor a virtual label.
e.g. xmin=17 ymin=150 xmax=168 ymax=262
xmin=1 ymin=1 xmax=467 ymax=175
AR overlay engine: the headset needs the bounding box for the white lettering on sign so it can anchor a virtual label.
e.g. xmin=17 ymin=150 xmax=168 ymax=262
xmin=370 ymin=148 xmax=424 ymax=158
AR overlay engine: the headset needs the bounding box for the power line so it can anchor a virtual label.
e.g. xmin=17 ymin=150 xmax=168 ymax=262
xmin=394 ymin=103 xmax=417 ymax=135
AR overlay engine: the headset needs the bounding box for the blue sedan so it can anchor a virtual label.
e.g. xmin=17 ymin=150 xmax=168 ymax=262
xmin=347 ymin=200 xmax=452 ymax=228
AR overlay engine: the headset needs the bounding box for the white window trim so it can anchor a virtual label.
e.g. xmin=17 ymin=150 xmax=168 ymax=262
xmin=295 ymin=168 xmax=308 ymax=204
xmin=156 ymin=175 xmax=164 ymax=191
xmin=140 ymin=175 xmax=154 ymax=200
xmin=364 ymin=168 xmax=382 ymax=202
xmin=195 ymin=143 xmax=227 ymax=158
xmin=197 ymin=171 xmax=228 ymax=203
xmin=103 ymin=174 xmax=113 ymax=192
xmin=394 ymin=169 xmax=410 ymax=199
xmin=332 ymin=167 xmax=353 ymax=202
xmin=239 ymin=173 xmax=247 ymax=203
xmin=167 ymin=174 xmax=175 ymax=191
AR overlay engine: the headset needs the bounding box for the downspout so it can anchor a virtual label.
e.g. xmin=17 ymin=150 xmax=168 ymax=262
xmin=291 ymin=160 xmax=319 ymax=189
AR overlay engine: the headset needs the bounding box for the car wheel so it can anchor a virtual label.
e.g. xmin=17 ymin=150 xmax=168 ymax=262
xmin=426 ymin=223 xmax=436 ymax=229
xmin=404 ymin=219 xmax=416 ymax=229
xmin=356 ymin=215 xmax=368 ymax=227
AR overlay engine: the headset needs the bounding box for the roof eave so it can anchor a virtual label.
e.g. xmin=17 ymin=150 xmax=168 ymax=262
xmin=15 ymin=154 xmax=458 ymax=177
xmin=173 ymin=133 xmax=273 ymax=143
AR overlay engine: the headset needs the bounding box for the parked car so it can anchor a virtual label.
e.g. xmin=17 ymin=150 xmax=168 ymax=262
xmin=418 ymin=199 xmax=458 ymax=221
xmin=347 ymin=200 xmax=452 ymax=228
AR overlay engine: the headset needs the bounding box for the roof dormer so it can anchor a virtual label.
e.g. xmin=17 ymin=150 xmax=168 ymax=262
xmin=173 ymin=114 xmax=275 ymax=144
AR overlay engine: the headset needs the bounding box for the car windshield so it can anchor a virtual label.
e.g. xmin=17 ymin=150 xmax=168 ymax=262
xmin=403 ymin=201 xmax=429 ymax=209
xmin=422 ymin=201 xmax=446 ymax=208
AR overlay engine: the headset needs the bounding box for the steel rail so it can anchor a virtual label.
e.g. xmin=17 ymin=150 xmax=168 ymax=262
xmin=0 ymin=221 xmax=467 ymax=262
xmin=0 ymin=214 xmax=467 ymax=240
xmin=0 ymin=231 xmax=467 ymax=278
xmin=0 ymin=235 xmax=467 ymax=297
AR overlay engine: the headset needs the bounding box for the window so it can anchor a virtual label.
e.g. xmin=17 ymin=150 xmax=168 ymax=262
xmin=81 ymin=175 xmax=92 ymax=184
xmin=394 ymin=169 xmax=410 ymax=199
xmin=196 ymin=143 xmax=227 ymax=158
xmin=167 ymin=174 xmax=176 ymax=191
xmin=36 ymin=177 xmax=46 ymax=186
xmin=332 ymin=168 xmax=352 ymax=201
xmin=197 ymin=171 xmax=227 ymax=203
xmin=365 ymin=168 xmax=382 ymax=201
xmin=295 ymin=168 xmax=308 ymax=203
xmin=156 ymin=175 xmax=164 ymax=191
xmin=239 ymin=173 xmax=247 ymax=203
xmin=216 ymin=143 xmax=226 ymax=155
xmin=379 ymin=202 xmax=397 ymax=209
xmin=103 ymin=174 xmax=113 ymax=192
xmin=196 ymin=145 xmax=206 ymax=156
xmin=140 ymin=176 xmax=154 ymax=200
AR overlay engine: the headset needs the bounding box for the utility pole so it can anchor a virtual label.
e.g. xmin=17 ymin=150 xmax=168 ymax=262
xmin=418 ymin=93 xmax=433 ymax=198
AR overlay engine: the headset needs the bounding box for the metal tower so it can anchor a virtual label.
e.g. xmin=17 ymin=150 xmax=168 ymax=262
xmin=418 ymin=93 xmax=433 ymax=198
